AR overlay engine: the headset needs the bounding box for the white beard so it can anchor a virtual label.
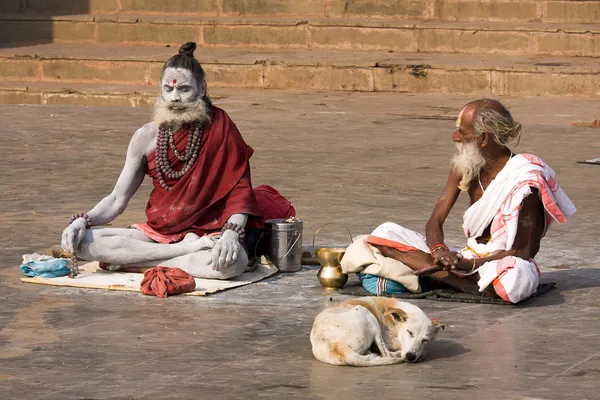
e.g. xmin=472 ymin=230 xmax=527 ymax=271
xmin=153 ymin=96 xmax=212 ymax=126
xmin=451 ymin=141 xmax=486 ymax=192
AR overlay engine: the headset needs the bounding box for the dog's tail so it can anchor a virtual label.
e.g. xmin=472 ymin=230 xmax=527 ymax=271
xmin=342 ymin=348 xmax=406 ymax=367
xmin=314 ymin=342 xmax=405 ymax=367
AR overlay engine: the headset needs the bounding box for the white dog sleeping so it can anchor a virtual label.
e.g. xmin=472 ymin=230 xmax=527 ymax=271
xmin=310 ymin=297 xmax=443 ymax=366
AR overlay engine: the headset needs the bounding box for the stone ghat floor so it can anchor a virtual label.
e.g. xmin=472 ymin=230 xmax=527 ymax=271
xmin=0 ymin=91 xmax=599 ymax=400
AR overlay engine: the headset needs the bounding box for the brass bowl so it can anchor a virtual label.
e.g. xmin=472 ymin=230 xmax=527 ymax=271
xmin=314 ymin=247 xmax=348 ymax=290
xmin=314 ymin=247 xmax=347 ymax=268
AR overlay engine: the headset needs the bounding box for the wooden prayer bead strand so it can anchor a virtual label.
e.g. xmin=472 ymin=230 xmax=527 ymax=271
xmin=221 ymin=222 xmax=246 ymax=243
xmin=169 ymin=124 xmax=196 ymax=161
xmin=155 ymin=129 xmax=169 ymax=191
xmin=68 ymin=212 xmax=92 ymax=229
xmin=168 ymin=123 xmax=200 ymax=162
xmin=155 ymin=122 xmax=203 ymax=191
xmin=69 ymin=253 xmax=80 ymax=278
xmin=66 ymin=213 xmax=91 ymax=278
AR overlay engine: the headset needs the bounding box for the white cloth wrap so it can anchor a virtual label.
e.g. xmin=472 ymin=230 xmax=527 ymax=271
xmin=340 ymin=234 xmax=421 ymax=293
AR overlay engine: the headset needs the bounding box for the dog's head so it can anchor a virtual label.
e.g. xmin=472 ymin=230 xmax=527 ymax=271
xmin=384 ymin=302 xmax=444 ymax=363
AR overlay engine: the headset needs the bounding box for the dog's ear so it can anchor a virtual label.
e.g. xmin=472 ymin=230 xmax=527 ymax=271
xmin=386 ymin=309 xmax=408 ymax=322
xmin=431 ymin=318 xmax=445 ymax=333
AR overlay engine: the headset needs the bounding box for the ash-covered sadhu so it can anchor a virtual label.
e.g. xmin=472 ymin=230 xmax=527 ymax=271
xmin=61 ymin=42 xmax=263 ymax=279
xmin=342 ymin=99 xmax=576 ymax=303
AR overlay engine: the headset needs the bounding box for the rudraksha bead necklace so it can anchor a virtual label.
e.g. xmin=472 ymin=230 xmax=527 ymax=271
xmin=221 ymin=222 xmax=246 ymax=244
xmin=155 ymin=122 xmax=203 ymax=191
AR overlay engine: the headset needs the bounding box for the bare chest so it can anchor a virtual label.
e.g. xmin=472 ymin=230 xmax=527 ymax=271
xmin=467 ymin=171 xmax=499 ymax=205
xmin=467 ymin=182 xmax=484 ymax=205
xmin=467 ymin=175 xmax=496 ymax=242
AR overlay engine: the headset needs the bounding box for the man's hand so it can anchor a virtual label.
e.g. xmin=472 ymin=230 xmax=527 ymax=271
xmin=61 ymin=217 xmax=88 ymax=253
xmin=414 ymin=254 xmax=474 ymax=276
xmin=211 ymin=230 xmax=240 ymax=271
xmin=432 ymin=248 xmax=460 ymax=269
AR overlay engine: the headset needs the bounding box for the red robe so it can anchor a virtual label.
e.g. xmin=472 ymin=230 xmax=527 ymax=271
xmin=136 ymin=107 xmax=262 ymax=243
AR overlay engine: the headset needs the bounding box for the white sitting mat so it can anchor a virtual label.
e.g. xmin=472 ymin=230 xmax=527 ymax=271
xmin=577 ymin=157 xmax=600 ymax=165
xmin=21 ymin=258 xmax=278 ymax=296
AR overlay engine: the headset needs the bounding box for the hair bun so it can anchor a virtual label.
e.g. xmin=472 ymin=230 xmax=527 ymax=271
xmin=179 ymin=42 xmax=197 ymax=57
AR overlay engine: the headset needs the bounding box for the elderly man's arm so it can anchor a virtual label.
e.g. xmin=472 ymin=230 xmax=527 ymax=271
xmin=61 ymin=125 xmax=150 ymax=252
xmin=416 ymin=189 xmax=545 ymax=275
xmin=86 ymin=127 xmax=150 ymax=225
xmin=425 ymin=169 xmax=462 ymax=267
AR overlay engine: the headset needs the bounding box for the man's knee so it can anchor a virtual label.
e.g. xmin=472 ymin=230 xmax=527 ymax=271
xmin=85 ymin=228 xmax=118 ymax=241
xmin=78 ymin=233 xmax=121 ymax=259
xmin=202 ymin=249 xmax=248 ymax=280
xmin=218 ymin=250 xmax=248 ymax=279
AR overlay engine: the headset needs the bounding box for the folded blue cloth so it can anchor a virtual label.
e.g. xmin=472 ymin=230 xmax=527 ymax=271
xmin=358 ymin=273 xmax=409 ymax=296
xmin=21 ymin=254 xmax=71 ymax=278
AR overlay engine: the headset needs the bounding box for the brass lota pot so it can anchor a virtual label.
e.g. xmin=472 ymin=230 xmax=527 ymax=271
xmin=314 ymin=247 xmax=348 ymax=290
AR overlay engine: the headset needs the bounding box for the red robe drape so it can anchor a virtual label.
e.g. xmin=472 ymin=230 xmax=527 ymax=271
xmin=144 ymin=107 xmax=262 ymax=239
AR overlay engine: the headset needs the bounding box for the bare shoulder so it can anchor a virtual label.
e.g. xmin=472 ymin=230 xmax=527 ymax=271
xmin=520 ymin=188 xmax=544 ymax=218
xmin=134 ymin=121 xmax=158 ymax=141
xmin=437 ymin=168 xmax=461 ymax=199
xmin=447 ymin=167 xmax=461 ymax=185
xmin=129 ymin=121 xmax=158 ymax=157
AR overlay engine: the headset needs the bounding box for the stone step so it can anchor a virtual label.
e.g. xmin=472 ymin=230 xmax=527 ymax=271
xmin=1 ymin=0 xmax=599 ymax=24
xmin=1 ymin=43 xmax=599 ymax=104
xmin=0 ymin=81 xmax=156 ymax=107
xmin=1 ymin=14 xmax=599 ymax=57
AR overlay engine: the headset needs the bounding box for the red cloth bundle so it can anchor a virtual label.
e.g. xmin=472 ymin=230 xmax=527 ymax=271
xmin=140 ymin=267 xmax=196 ymax=298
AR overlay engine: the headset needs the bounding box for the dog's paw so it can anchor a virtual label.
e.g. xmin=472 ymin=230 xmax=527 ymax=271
xmin=389 ymin=350 xmax=404 ymax=358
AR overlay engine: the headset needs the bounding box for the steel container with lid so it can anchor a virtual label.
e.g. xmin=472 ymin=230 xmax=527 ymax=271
xmin=264 ymin=218 xmax=303 ymax=272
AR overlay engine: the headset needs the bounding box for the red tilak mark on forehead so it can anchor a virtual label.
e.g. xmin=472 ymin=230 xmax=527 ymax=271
xmin=173 ymin=79 xmax=177 ymax=84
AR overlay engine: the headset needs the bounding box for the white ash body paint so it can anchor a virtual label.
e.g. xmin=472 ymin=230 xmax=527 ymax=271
xmin=61 ymin=68 xmax=249 ymax=279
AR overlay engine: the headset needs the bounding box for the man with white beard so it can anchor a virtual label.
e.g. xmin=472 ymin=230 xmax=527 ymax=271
xmin=60 ymin=42 xmax=263 ymax=279
xmin=345 ymin=99 xmax=576 ymax=303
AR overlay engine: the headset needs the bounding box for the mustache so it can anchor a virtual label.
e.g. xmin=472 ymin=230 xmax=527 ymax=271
xmin=167 ymin=103 xmax=187 ymax=111
xmin=153 ymin=96 xmax=212 ymax=125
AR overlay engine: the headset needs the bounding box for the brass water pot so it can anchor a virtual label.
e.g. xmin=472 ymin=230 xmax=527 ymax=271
xmin=314 ymin=247 xmax=348 ymax=290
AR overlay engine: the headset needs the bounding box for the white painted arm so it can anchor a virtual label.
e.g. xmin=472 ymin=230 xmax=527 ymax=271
xmin=61 ymin=125 xmax=151 ymax=252
xmin=85 ymin=128 xmax=149 ymax=225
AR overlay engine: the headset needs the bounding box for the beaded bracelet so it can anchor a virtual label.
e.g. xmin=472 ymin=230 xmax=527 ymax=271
xmin=430 ymin=243 xmax=449 ymax=254
xmin=68 ymin=213 xmax=93 ymax=229
xmin=65 ymin=213 xmax=90 ymax=279
xmin=221 ymin=222 xmax=245 ymax=243
xmin=68 ymin=254 xmax=81 ymax=279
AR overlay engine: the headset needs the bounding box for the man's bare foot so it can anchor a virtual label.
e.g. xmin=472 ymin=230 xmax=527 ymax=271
xmin=182 ymin=232 xmax=201 ymax=242
xmin=181 ymin=234 xmax=217 ymax=253
xmin=98 ymin=261 xmax=124 ymax=271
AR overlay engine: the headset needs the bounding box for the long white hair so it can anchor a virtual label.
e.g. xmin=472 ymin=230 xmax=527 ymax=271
xmin=473 ymin=108 xmax=523 ymax=147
